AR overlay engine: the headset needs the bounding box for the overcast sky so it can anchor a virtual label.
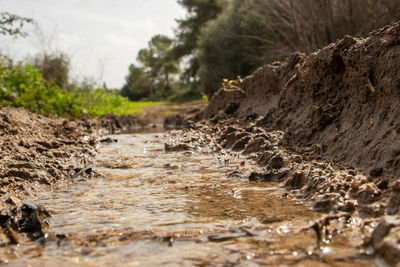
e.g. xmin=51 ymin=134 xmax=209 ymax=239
xmin=0 ymin=0 xmax=186 ymax=88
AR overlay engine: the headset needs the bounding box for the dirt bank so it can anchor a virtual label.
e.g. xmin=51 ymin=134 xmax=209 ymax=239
xmin=201 ymin=21 xmax=400 ymax=264
xmin=206 ymin=21 xmax=400 ymax=179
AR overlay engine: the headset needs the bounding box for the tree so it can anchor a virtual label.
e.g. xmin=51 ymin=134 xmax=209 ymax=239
xmin=196 ymin=0 xmax=400 ymax=96
xmin=197 ymin=0 xmax=264 ymax=96
xmin=173 ymin=0 xmax=225 ymax=82
xmin=137 ymin=35 xmax=180 ymax=98
xmin=0 ymin=12 xmax=33 ymax=37
xmin=244 ymin=0 xmax=400 ymax=60
xmin=120 ymin=64 xmax=152 ymax=101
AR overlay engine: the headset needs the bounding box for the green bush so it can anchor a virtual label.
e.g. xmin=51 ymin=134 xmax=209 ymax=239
xmin=0 ymin=56 xmax=162 ymax=118
xmin=0 ymin=56 xmax=82 ymax=117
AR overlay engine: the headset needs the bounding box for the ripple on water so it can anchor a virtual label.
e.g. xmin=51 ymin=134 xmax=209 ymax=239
xmin=4 ymin=133 xmax=375 ymax=266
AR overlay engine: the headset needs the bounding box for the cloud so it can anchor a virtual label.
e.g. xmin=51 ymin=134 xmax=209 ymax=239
xmin=103 ymin=33 xmax=138 ymax=47
xmin=0 ymin=0 xmax=186 ymax=88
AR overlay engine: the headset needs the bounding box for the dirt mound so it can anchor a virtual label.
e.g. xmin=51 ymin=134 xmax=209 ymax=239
xmin=206 ymin=21 xmax=400 ymax=179
xmin=0 ymin=108 xmax=98 ymax=208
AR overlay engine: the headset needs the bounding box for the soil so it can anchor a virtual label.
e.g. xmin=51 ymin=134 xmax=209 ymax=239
xmin=0 ymin=102 xmax=205 ymax=210
xmin=1 ymin=21 xmax=400 ymax=265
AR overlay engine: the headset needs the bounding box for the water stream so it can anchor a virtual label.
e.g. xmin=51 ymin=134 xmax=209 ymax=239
xmin=3 ymin=132 xmax=374 ymax=266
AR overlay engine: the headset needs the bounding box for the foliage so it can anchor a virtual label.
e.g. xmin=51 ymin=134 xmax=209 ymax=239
xmin=194 ymin=0 xmax=400 ymax=96
xmin=197 ymin=0 xmax=260 ymax=96
xmin=0 ymin=12 xmax=33 ymax=37
xmin=138 ymin=35 xmax=180 ymax=97
xmin=0 ymin=56 xmax=81 ymax=116
xmin=120 ymin=64 xmax=152 ymax=101
xmin=173 ymin=0 xmax=225 ymax=82
xmin=121 ymin=35 xmax=181 ymax=101
xmin=0 ymin=56 xmax=162 ymax=117
xmin=243 ymin=0 xmax=400 ymax=61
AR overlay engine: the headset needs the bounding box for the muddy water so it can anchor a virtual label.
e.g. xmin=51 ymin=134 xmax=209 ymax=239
xmin=4 ymin=133 xmax=375 ymax=266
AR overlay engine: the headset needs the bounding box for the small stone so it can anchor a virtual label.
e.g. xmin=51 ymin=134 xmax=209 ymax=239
xmin=268 ymin=154 xmax=285 ymax=169
xmin=377 ymin=226 xmax=400 ymax=265
xmin=293 ymin=155 xmax=303 ymax=163
xmin=351 ymin=180 xmax=361 ymax=190
xmin=6 ymin=196 xmax=21 ymax=206
xmin=371 ymin=216 xmax=400 ymax=248
xmin=164 ymin=143 xmax=190 ymax=152
xmin=284 ymin=171 xmax=308 ymax=189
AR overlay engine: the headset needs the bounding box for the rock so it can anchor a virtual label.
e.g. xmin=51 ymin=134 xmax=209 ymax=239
xmin=100 ymin=137 xmax=117 ymax=143
xmin=376 ymin=226 xmax=400 ymax=265
xmin=184 ymin=119 xmax=194 ymax=129
xmin=370 ymin=216 xmax=400 ymax=265
xmin=293 ymin=155 xmax=303 ymax=163
xmin=387 ymin=180 xmax=400 ymax=215
xmin=257 ymin=151 xmax=274 ymax=166
xmin=356 ymin=183 xmax=381 ymax=203
xmin=248 ymin=169 xmax=290 ymax=182
xmin=371 ymin=215 xmax=400 ymax=247
xmin=224 ymin=132 xmax=248 ymax=148
xmin=312 ymin=193 xmax=342 ymax=212
xmin=244 ymin=137 xmax=266 ymax=154
xmin=232 ymin=136 xmax=251 ymax=151
xmin=284 ymin=170 xmax=309 ymax=189
xmin=0 ymin=201 xmax=51 ymax=242
xmin=268 ymin=154 xmax=285 ymax=169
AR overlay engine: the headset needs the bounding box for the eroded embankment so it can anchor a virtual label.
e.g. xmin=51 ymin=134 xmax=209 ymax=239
xmin=206 ymin=21 xmax=400 ymax=179
xmin=202 ymin=21 xmax=400 ymax=264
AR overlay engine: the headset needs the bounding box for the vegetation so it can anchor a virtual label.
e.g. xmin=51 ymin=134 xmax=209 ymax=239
xmin=0 ymin=12 xmax=162 ymax=118
xmin=0 ymin=12 xmax=33 ymax=37
xmin=0 ymin=55 xmax=162 ymax=117
xmin=2 ymin=2 xmax=400 ymax=117
xmin=121 ymin=0 xmax=225 ymax=101
xmin=122 ymin=0 xmax=400 ymax=99
xmin=121 ymin=35 xmax=180 ymax=101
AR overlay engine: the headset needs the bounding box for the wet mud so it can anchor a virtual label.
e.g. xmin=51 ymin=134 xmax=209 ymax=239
xmin=0 ymin=132 xmax=379 ymax=266
xmin=2 ymin=21 xmax=400 ymax=266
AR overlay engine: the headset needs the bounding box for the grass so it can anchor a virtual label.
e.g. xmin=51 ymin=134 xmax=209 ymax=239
xmin=109 ymin=101 xmax=165 ymax=116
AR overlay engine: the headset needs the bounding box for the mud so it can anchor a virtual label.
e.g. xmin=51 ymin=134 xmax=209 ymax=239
xmin=202 ymin=21 xmax=400 ymax=265
xmin=2 ymin=21 xmax=400 ymax=265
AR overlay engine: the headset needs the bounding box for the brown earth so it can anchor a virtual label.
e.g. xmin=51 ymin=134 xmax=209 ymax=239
xmin=1 ymin=21 xmax=400 ymax=265
xmin=198 ymin=21 xmax=400 ymax=264
xmin=206 ymin=22 xmax=400 ymax=179
xmin=0 ymin=102 xmax=205 ymax=210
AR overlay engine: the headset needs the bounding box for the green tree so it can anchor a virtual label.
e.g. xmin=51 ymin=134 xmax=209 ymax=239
xmin=173 ymin=0 xmax=225 ymax=82
xmin=196 ymin=0 xmax=400 ymax=97
xmin=137 ymin=35 xmax=180 ymax=98
xmin=120 ymin=64 xmax=152 ymax=101
xmin=197 ymin=0 xmax=263 ymax=96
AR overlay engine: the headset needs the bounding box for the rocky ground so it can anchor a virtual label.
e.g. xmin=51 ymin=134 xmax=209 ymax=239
xmin=1 ymin=21 xmax=400 ymax=265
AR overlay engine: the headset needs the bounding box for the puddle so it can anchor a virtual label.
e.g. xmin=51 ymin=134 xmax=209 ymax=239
xmin=2 ymin=133 xmax=375 ymax=266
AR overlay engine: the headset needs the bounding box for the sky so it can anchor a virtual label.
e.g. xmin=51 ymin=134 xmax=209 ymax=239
xmin=0 ymin=0 xmax=186 ymax=88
